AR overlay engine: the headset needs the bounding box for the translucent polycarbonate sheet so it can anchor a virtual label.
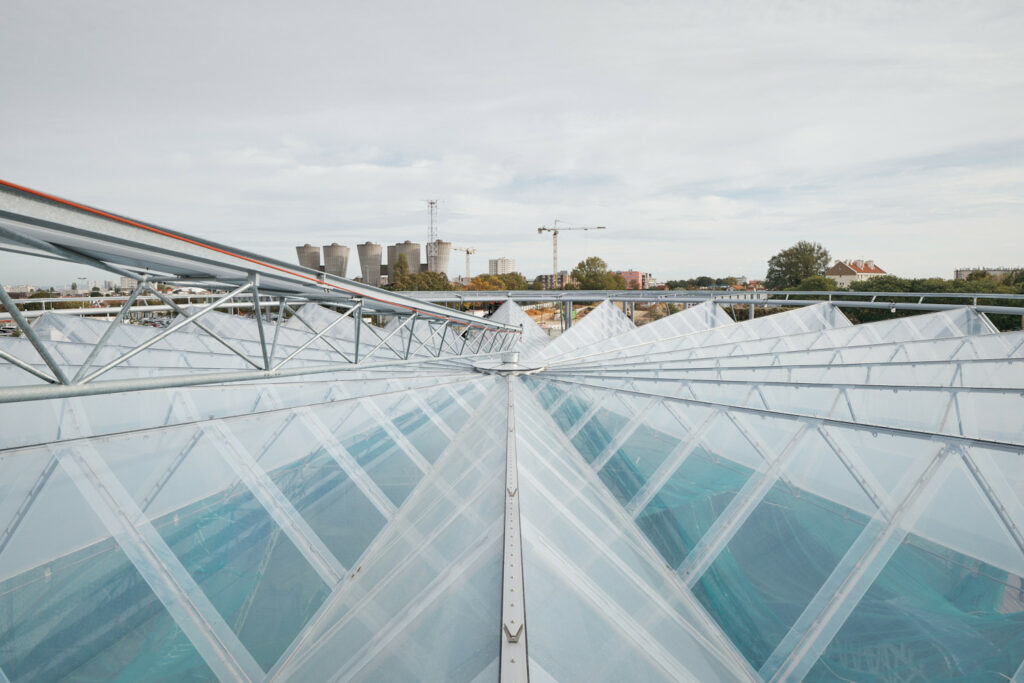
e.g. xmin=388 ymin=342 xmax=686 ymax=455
xmin=512 ymin=379 xmax=755 ymax=682
xmin=274 ymin=379 xmax=506 ymax=682
xmin=0 ymin=373 xmax=481 ymax=451
xmin=542 ymin=301 xmax=736 ymax=363
xmin=544 ymin=373 xmax=1024 ymax=442
xmin=338 ymin=408 xmax=424 ymax=506
xmin=0 ymin=458 xmax=216 ymax=682
xmin=96 ymin=425 xmax=331 ymax=670
xmin=556 ymin=308 xmax=1009 ymax=375
xmin=801 ymin=452 xmax=1024 ymax=682
xmin=530 ymin=300 xmax=635 ymax=362
xmin=483 ymin=300 xmax=551 ymax=357
xmin=541 ymin=303 xmax=852 ymax=371
xmin=596 ymin=401 xmax=689 ymax=505
xmin=692 ymin=479 xmax=872 ymax=670
xmin=637 ymin=447 xmax=755 ymax=569
xmin=221 ymin=408 xmax=388 ymax=570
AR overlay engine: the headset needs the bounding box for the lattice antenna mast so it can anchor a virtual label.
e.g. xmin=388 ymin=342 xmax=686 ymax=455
xmin=427 ymin=200 xmax=438 ymax=244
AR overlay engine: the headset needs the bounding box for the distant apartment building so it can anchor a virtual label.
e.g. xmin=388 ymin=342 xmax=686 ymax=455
xmin=489 ymin=257 xmax=515 ymax=275
xmin=825 ymin=259 xmax=887 ymax=288
xmin=954 ymin=266 xmax=1019 ymax=280
xmin=2 ymin=284 xmax=35 ymax=296
xmin=119 ymin=277 xmax=138 ymax=291
xmin=616 ymin=270 xmax=654 ymax=290
xmin=540 ymin=271 xmax=576 ymax=289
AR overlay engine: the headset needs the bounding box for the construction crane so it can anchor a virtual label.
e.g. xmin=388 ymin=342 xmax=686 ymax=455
xmin=537 ymin=220 xmax=606 ymax=289
xmin=452 ymin=246 xmax=477 ymax=283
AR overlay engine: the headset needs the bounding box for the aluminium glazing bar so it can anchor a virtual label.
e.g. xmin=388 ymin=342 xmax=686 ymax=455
xmin=546 ymin=375 xmax=1024 ymax=457
xmin=501 ymin=376 xmax=528 ymax=682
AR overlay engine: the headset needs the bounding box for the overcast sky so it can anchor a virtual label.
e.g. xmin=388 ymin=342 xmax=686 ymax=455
xmin=2 ymin=0 xmax=1022 ymax=286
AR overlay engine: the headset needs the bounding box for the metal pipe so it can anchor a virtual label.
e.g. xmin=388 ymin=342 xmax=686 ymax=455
xmin=0 ymin=347 xmax=59 ymax=383
xmin=271 ymin=305 xmax=356 ymax=370
xmin=144 ymin=285 xmax=262 ymax=371
xmin=78 ymin=283 xmax=252 ymax=384
xmin=72 ymin=281 xmax=149 ymax=382
xmin=0 ymin=350 xmax=507 ymax=403
xmin=0 ymin=283 xmax=70 ymax=384
xmin=361 ymin=315 xmax=416 ymax=364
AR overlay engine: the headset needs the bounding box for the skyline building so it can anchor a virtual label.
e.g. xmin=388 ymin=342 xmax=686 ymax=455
xmin=488 ymin=256 xmax=515 ymax=275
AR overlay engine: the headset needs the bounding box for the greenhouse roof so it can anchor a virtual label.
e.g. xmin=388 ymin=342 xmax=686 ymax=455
xmin=1 ymin=186 xmax=1024 ymax=682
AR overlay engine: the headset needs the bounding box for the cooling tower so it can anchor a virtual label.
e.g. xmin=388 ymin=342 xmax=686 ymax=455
xmin=426 ymin=240 xmax=451 ymax=273
xmin=322 ymin=243 xmax=349 ymax=278
xmin=295 ymin=244 xmax=321 ymax=271
xmin=357 ymin=241 xmax=383 ymax=287
xmin=394 ymin=241 xmax=421 ymax=275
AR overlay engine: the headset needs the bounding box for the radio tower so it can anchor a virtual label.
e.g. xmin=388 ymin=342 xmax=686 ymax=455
xmin=425 ymin=200 xmax=439 ymax=270
xmin=426 ymin=200 xmax=438 ymax=244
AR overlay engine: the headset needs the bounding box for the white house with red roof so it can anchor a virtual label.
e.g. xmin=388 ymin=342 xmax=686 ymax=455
xmin=825 ymin=259 xmax=887 ymax=288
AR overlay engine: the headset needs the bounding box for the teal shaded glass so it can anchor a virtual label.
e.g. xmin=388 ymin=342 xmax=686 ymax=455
xmin=0 ymin=462 xmax=215 ymax=682
xmin=808 ymin=534 xmax=1024 ymax=682
xmin=0 ymin=534 xmax=216 ymax=682
xmin=637 ymin=450 xmax=753 ymax=569
xmin=550 ymin=393 xmax=590 ymax=431
xmin=692 ymin=482 xmax=870 ymax=669
xmin=264 ymin=448 xmax=386 ymax=568
xmin=151 ymin=486 xmax=330 ymax=670
xmin=598 ymin=420 xmax=680 ymax=504
xmin=570 ymin=408 xmax=629 ymax=463
xmin=341 ymin=424 xmax=422 ymax=506
xmin=392 ymin=407 xmax=448 ymax=464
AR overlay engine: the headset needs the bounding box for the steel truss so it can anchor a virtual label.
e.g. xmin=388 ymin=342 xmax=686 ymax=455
xmin=0 ymin=180 xmax=521 ymax=402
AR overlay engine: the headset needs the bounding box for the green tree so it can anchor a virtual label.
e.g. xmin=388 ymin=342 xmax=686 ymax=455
xmin=694 ymin=276 xmax=715 ymax=288
xmin=71 ymin=282 xmax=77 ymax=291
xmin=793 ymin=275 xmax=837 ymax=291
xmin=469 ymin=274 xmax=504 ymax=291
xmin=570 ymin=257 xmax=627 ymax=290
xmin=495 ymin=272 xmax=528 ymax=290
xmin=765 ymin=241 xmax=831 ymax=290
xmin=410 ymin=271 xmax=452 ymax=291
xmin=389 ymin=254 xmax=409 ymax=284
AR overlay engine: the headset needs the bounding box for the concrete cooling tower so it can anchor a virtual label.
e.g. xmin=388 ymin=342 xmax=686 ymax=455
xmin=357 ymin=242 xmax=383 ymax=287
xmin=322 ymin=243 xmax=349 ymax=278
xmin=295 ymin=244 xmax=321 ymax=271
xmin=393 ymin=241 xmax=421 ymax=275
xmin=426 ymin=240 xmax=451 ymax=273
